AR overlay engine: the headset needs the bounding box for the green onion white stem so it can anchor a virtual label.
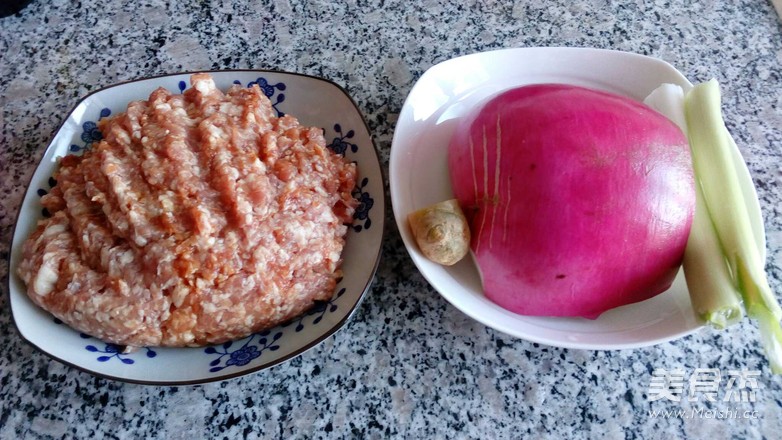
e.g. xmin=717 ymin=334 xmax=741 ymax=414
xmin=683 ymin=181 xmax=745 ymax=328
xmin=645 ymin=84 xmax=744 ymax=329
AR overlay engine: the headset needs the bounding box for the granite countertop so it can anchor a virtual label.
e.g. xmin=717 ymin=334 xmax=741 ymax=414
xmin=2 ymin=0 xmax=782 ymax=438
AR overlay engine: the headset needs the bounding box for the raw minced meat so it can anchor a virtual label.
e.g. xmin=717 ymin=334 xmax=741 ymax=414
xmin=17 ymin=73 xmax=358 ymax=348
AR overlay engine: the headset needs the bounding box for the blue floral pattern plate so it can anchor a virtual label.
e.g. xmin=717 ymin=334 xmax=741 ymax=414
xmin=8 ymin=70 xmax=385 ymax=385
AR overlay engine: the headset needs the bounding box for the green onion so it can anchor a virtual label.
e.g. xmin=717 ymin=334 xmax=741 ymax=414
xmin=685 ymin=79 xmax=782 ymax=373
xmin=682 ymin=180 xmax=744 ymax=329
xmin=644 ymin=84 xmax=744 ymax=329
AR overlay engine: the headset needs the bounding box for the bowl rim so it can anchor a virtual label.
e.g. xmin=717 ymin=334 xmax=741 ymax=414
xmin=6 ymin=68 xmax=386 ymax=385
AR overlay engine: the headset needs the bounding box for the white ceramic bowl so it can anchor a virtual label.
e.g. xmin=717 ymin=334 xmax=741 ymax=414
xmin=390 ymin=47 xmax=764 ymax=350
xmin=9 ymin=70 xmax=385 ymax=384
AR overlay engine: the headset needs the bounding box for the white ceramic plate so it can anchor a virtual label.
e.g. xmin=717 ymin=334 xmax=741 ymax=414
xmin=390 ymin=47 xmax=765 ymax=350
xmin=9 ymin=70 xmax=385 ymax=384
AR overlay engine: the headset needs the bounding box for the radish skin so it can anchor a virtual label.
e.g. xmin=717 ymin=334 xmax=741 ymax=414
xmin=448 ymin=84 xmax=695 ymax=319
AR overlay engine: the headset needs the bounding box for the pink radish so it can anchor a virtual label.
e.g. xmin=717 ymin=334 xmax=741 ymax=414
xmin=448 ymin=84 xmax=695 ymax=319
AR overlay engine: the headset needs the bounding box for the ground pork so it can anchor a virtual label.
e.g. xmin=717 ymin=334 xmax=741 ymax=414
xmin=17 ymin=73 xmax=358 ymax=348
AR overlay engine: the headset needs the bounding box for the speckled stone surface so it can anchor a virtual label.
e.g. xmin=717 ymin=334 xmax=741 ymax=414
xmin=2 ymin=0 xmax=782 ymax=438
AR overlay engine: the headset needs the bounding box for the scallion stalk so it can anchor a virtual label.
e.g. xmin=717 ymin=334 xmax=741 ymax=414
xmin=683 ymin=180 xmax=744 ymax=328
xmin=684 ymin=79 xmax=782 ymax=373
xmin=644 ymin=84 xmax=744 ymax=329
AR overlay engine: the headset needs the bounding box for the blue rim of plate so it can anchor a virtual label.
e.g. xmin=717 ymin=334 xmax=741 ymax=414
xmin=6 ymin=69 xmax=387 ymax=385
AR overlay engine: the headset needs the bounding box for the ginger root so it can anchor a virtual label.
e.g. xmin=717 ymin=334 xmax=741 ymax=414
xmin=407 ymin=199 xmax=470 ymax=266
